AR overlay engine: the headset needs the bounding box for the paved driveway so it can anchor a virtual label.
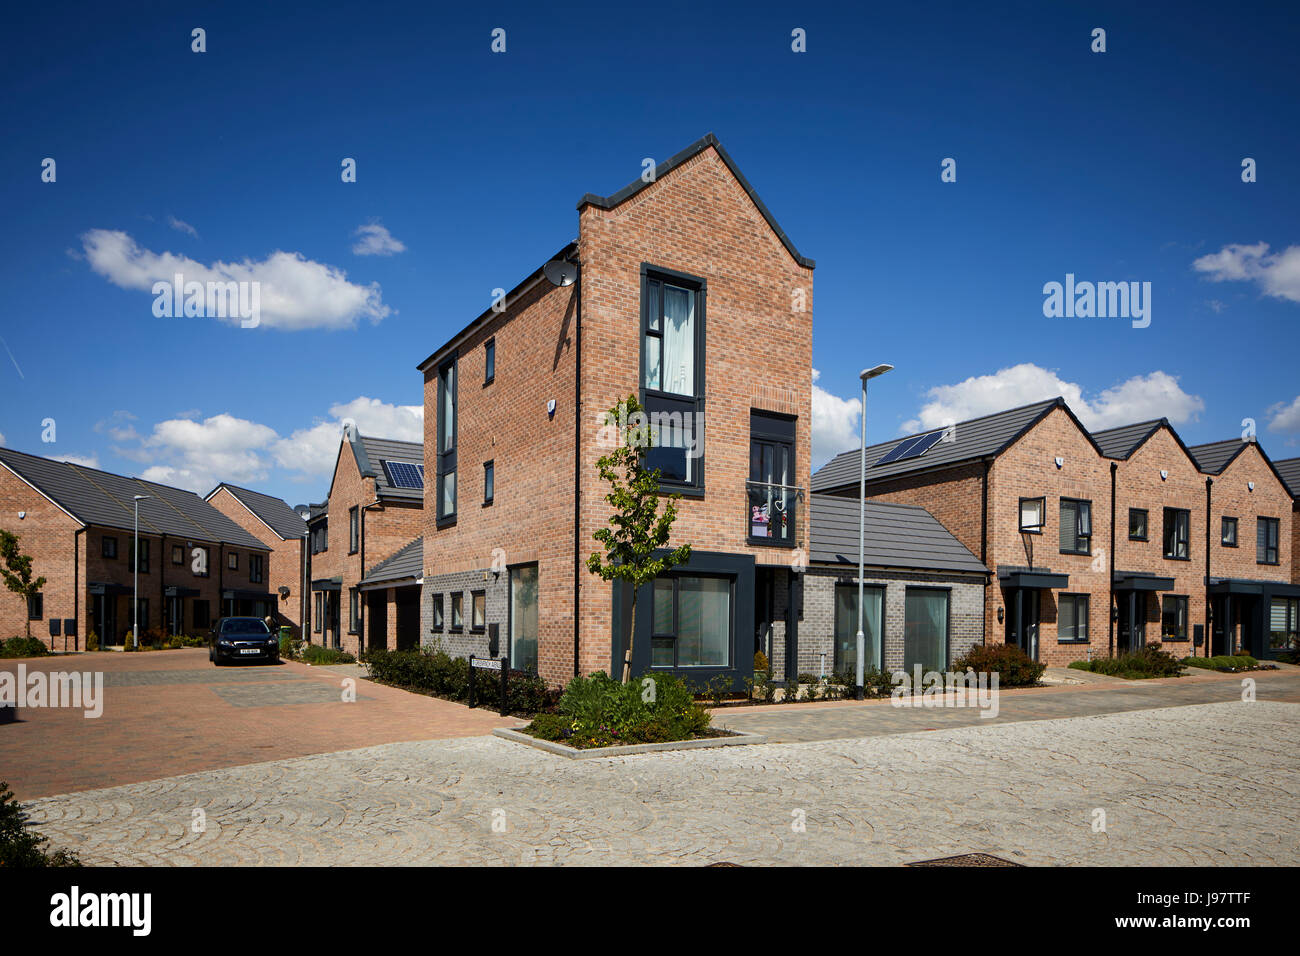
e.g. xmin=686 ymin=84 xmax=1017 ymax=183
xmin=23 ymin=700 xmax=1300 ymax=866
xmin=0 ymin=649 xmax=518 ymax=799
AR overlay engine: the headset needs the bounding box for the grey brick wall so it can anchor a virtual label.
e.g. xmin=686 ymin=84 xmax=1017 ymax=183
xmin=421 ymin=568 xmax=509 ymax=661
xmin=796 ymin=567 xmax=985 ymax=677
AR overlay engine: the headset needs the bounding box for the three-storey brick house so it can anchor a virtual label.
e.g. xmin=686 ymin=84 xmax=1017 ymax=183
xmin=417 ymin=134 xmax=814 ymax=689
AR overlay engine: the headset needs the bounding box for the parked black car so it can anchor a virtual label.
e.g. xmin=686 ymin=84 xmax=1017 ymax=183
xmin=209 ymin=617 xmax=280 ymax=665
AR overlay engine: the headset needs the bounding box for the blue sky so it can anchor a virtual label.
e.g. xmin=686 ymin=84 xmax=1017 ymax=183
xmin=2 ymin=0 xmax=1298 ymax=504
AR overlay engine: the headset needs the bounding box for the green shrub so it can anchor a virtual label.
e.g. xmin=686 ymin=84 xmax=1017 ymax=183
xmin=86 ymin=631 xmax=99 ymax=651
xmin=952 ymin=643 xmax=1046 ymax=688
xmin=1067 ymin=660 xmax=1092 ymax=670
xmin=1184 ymin=654 xmax=1259 ymax=672
xmin=1277 ymin=647 xmax=1300 ymax=665
xmin=830 ymin=667 xmax=898 ymax=698
xmin=301 ymin=644 xmax=355 ymax=665
xmin=1079 ymin=645 xmax=1185 ymax=679
xmin=536 ymin=670 xmax=710 ymax=747
xmin=279 ymin=633 xmax=303 ymax=660
xmin=0 ymin=781 xmax=80 ymax=867
xmin=1 ymin=637 xmax=51 ymax=658
xmin=360 ymin=647 xmax=555 ymax=715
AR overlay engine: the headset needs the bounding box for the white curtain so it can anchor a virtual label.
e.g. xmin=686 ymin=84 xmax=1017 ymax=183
xmin=661 ymin=285 xmax=694 ymax=396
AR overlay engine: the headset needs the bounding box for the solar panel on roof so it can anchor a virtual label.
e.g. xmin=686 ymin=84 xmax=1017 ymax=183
xmin=874 ymin=431 xmax=942 ymax=467
xmin=382 ymin=460 xmax=425 ymax=489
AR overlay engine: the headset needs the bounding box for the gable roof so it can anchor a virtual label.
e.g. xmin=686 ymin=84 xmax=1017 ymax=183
xmin=809 ymin=495 xmax=986 ymax=574
xmin=1188 ymin=438 xmax=1296 ymax=499
xmin=813 ymin=397 xmax=1076 ymax=492
xmin=355 ymin=434 xmax=425 ymax=502
xmin=1274 ymin=457 xmax=1300 ymax=498
xmin=0 ymin=447 xmax=269 ymax=550
xmin=360 ymin=536 xmax=422 ymax=587
xmin=1091 ymin=420 xmax=1163 ymax=459
xmin=577 ymin=133 xmax=814 ymax=270
xmin=206 ymin=483 xmax=308 ymax=540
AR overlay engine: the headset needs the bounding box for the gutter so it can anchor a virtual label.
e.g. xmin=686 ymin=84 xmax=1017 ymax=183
xmin=1108 ymin=461 xmax=1116 ymax=658
xmin=1205 ymin=476 xmax=1212 ymax=658
xmin=981 ymin=458 xmax=990 ymax=645
xmin=572 ymin=265 xmax=583 ymax=678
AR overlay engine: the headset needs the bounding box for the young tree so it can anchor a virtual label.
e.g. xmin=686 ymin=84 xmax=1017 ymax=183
xmin=0 ymin=530 xmax=47 ymax=640
xmin=587 ymin=395 xmax=692 ymax=684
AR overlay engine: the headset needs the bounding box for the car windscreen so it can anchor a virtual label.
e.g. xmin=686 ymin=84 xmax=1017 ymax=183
xmin=221 ymin=620 xmax=271 ymax=635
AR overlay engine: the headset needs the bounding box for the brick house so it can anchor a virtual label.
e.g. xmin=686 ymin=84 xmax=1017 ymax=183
xmin=307 ymin=432 xmax=423 ymax=655
xmin=0 ymin=446 xmax=272 ymax=649
xmin=813 ymin=398 xmax=1298 ymax=665
xmin=1275 ymin=457 xmax=1300 ymax=588
xmin=416 ymin=134 xmax=817 ymax=690
xmin=204 ymin=483 xmax=309 ymax=637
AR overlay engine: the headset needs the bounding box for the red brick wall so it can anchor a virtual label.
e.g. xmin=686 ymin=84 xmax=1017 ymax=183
xmin=205 ymin=487 xmax=307 ymax=635
xmin=1210 ymin=443 xmax=1292 ymax=583
xmin=0 ymin=463 xmax=80 ymax=648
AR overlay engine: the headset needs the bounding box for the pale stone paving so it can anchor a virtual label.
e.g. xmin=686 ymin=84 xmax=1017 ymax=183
xmin=26 ymin=701 xmax=1299 ymax=866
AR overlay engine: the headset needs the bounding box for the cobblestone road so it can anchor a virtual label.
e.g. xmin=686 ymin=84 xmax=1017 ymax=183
xmin=26 ymin=700 xmax=1299 ymax=866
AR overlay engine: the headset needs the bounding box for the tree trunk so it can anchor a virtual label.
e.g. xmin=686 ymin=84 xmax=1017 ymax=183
xmin=622 ymin=587 xmax=637 ymax=684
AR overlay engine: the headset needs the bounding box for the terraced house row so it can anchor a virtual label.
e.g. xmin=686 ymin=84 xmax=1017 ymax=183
xmin=814 ymin=399 xmax=1299 ymax=666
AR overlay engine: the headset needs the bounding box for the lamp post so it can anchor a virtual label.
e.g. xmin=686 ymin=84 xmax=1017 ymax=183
xmin=856 ymin=364 xmax=893 ymax=700
xmin=132 ymin=494 xmax=151 ymax=649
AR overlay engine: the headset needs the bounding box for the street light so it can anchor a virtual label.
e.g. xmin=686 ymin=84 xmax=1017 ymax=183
xmin=132 ymin=494 xmax=151 ymax=649
xmin=856 ymin=364 xmax=893 ymax=700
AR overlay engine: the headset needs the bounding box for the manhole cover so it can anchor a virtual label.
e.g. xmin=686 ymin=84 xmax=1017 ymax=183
xmin=706 ymin=861 xmax=742 ymax=867
xmin=906 ymin=853 xmax=1021 ymax=867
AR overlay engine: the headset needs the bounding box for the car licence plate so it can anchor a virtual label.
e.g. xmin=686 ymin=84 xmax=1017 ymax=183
xmin=240 ymin=648 xmax=260 ymax=655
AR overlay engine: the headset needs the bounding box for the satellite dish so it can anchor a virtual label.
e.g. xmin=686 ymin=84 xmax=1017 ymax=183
xmin=543 ymin=259 xmax=579 ymax=287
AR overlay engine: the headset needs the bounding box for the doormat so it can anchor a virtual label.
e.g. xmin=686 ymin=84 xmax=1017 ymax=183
xmin=906 ymin=853 xmax=1022 ymax=867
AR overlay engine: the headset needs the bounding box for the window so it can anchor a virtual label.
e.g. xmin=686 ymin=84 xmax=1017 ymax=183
xmin=1058 ymin=594 xmax=1089 ymax=642
xmin=472 ymin=591 xmax=486 ymax=631
xmin=1222 ymin=516 xmax=1238 ymax=547
xmin=313 ymin=593 xmax=323 ymax=633
xmin=749 ymin=411 xmax=797 ymax=545
xmin=171 ymin=544 xmax=184 ymax=565
xmin=1270 ymin=598 xmax=1299 ymax=651
xmin=484 ymin=338 xmax=495 ymax=384
xmin=833 ymin=584 xmax=884 ymax=675
xmin=194 ymin=600 xmax=211 ymax=630
xmin=904 ymin=589 xmax=949 ymax=674
xmin=102 ymin=535 xmax=117 ymax=559
xmin=1257 ymin=517 xmax=1279 ymax=565
xmin=432 ymin=594 xmax=444 ymax=631
xmin=1019 ymin=497 xmax=1045 ymax=533
xmin=348 ymin=506 xmax=359 ymax=554
xmin=193 ymin=546 xmax=209 ymax=577
xmin=1161 ymin=595 xmax=1189 ymax=641
xmin=641 ymin=266 xmax=705 ymax=490
xmin=228 ymin=551 xmax=239 ymax=571
xmin=27 ymin=593 xmax=43 ymax=620
xmin=128 ymin=539 xmax=150 ymax=573
xmin=311 ymin=520 xmax=328 ymax=554
xmin=509 ymin=564 xmax=539 ymax=673
xmin=133 ymin=598 xmax=149 ymax=633
xmin=483 ymin=461 xmax=494 ymax=505
xmin=349 ymin=589 xmax=360 ymax=634
xmin=1128 ymin=508 xmax=1148 ymax=541
xmin=437 ymin=358 xmax=458 ymax=520
xmin=1059 ymin=498 xmax=1092 ymax=555
xmin=249 ymin=554 xmax=264 ymax=584
xmin=650 ymin=574 xmax=731 ymax=668
xmin=1162 ymin=508 xmax=1190 ymax=560
xmin=451 ymin=592 xmax=463 ymax=630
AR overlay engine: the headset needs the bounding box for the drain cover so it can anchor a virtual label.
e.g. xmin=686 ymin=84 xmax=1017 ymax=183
xmin=906 ymin=853 xmax=1021 ymax=867
xmin=707 ymin=861 xmax=742 ymax=867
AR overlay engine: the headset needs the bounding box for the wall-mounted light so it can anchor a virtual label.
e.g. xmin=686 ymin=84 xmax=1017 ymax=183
xmin=17 ymin=511 xmax=25 ymax=520
xmin=547 ymin=399 xmax=557 ymax=418
xmin=997 ymin=606 xmax=1004 ymax=624
xmin=1160 ymin=470 xmax=1168 ymax=481
xmin=1247 ymin=481 xmax=1255 ymax=492
xmin=1054 ymin=456 xmax=1064 ymax=469
xmin=1111 ymin=605 xmax=1119 ymax=622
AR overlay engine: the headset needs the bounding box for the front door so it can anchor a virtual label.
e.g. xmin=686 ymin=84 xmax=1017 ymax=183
xmin=93 ymin=594 xmax=117 ymax=646
xmin=1005 ymin=588 xmax=1040 ymax=660
xmin=1117 ymin=592 xmax=1145 ymax=654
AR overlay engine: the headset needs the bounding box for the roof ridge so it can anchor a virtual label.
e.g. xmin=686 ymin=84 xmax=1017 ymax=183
xmin=67 ymin=463 xmax=163 ymax=535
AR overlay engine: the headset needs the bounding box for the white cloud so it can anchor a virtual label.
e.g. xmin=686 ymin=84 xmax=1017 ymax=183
xmin=167 ymin=216 xmax=199 ymax=238
xmin=272 ymin=397 xmax=424 ymax=477
xmin=51 ymin=453 xmax=100 ymax=468
xmin=1267 ymin=396 xmax=1300 ymax=435
xmin=94 ymin=410 xmax=141 ymax=443
xmin=0 ymin=431 xmax=6 ymax=446
xmin=81 ymin=229 xmax=391 ymax=330
xmin=137 ymin=413 xmax=279 ymax=493
xmin=1193 ymin=242 xmax=1300 ymax=304
xmin=352 ymin=223 xmax=406 ymax=257
xmin=900 ymin=363 xmax=1204 ymax=433
xmin=811 ymin=369 xmax=860 ymax=467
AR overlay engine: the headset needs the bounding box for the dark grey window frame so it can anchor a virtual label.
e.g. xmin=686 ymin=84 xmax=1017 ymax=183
xmin=228 ymin=551 xmax=239 ymax=571
xmin=1018 ymin=496 xmax=1046 ymax=534
xmin=450 ymin=592 xmax=464 ymax=632
xmin=193 ymin=545 xmax=210 ymax=578
xmin=27 ymin=593 xmax=43 ymax=620
xmin=171 ymin=544 xmax=184 ymax=565
xmin=649 ymin=572 xmax=735 ymax=669
xmin=484 ymin=337 xmax=495 ymax=385
xmin=1161 ymin=594 xmax=1189 ymax=641
xmin=1057 ymin=592 xmax=1090 ymax=643
xmin=902 ymin=585 xmax=952 ymax=672
xmin=748 ymin=410 xmax=798 ymax=549
xmin=471 ymin=590 xmax=486 ymax=633
xmin=129 ymin=538 xmax=150 ymax=574
xmin=102 ymin=535 xmax=117 ymax=559
xmin=437 ymin=355 xmax=459 ymax=525
xmin=1257 ymin=516 xmax=1279 ymax=565
xmin=1059 ymin=497 xmax=1093 ymax=555
xmin=1221 ymin=516 xmax=1238 ymax=547
xmin=1162 ymin=507 xmax=1191 ymax=561
xmin=348 ymin=588 xmax=360 ymax=635
xmin=313 ymin=593 xmax=323 ymax=633
xmin=832 ymin=582 xmax=886 ymax=673
xmin=638 ymin=263 xmax=707 ymax=497
xmin=348 ymin=506 xmax=359 ymax=554
xmin=432 ymin=593 xmax=444 ymax=631
xmin=483 ymin=460 xmax=494 ymax=506
xmin=249 ymin=554 xmax=264 ymax=584
xmin=1128 ymin=508 xmax=1148 ymax=541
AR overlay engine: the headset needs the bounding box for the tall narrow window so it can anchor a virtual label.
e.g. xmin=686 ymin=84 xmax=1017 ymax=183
xmin=904 ymin=589 xmax=948 ymax=674
xmin=510 ymin=565 xmax=538 ymax=673
xmin=1163 ymin=508 xmax=1190 ymax=559
xmin=451 ymin=592 xmax=463 ymax=630
xmin=1221 ymin=516 xmax=1238 ymax=546
xmin=313 ymin=593 xmax=323 ymax=633
xmin=472 ymin=591 xmax=486 ymax=631
xmin=1257 ymin=517 xmax=1279 ymax=564
xmin=484 ymin=338 xmax=495 ymax=384
xmin=749 ymin=411 xmax=797 ymax=545
xmin=641 ymin=267 xmax=704 ymax=490
xmin=249 ymin=555 xmax=264 ymax=584
xmin=349 ymin=589 xmax=360 ymax=633
xmin=349 ymin=506 xmax=359 ymax=553
xmin=437 ymin=358 xmax=458 ymax=520
xmin=1161 ymin=595 xmax=1189 ymax=640
xmin=833 ymin=585 xmax=884 ymax=675
xmin=483 ymin=461 xmax=494 ymax=504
